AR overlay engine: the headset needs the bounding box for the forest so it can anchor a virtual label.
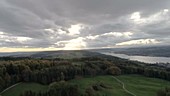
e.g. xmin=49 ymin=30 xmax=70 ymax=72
xmin=0 ymin=55 xmax=170 ymax=96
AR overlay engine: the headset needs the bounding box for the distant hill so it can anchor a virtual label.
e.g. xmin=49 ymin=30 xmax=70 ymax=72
xmin=1 ymin=45 xmax=170 ymax=58
xmin=0 ymin=52 xmax=36 ymax=57
xmin=0 ymin=50 xmax=101 ymax=59
xmin=30 ymin=50 xmax=101 ymax=59
xmin=93 ymin=45 xmax=170 ymax=57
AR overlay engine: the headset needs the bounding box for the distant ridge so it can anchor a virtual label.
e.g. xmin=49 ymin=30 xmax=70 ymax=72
xmin=92 ymin=45 xmax=170 ymax=57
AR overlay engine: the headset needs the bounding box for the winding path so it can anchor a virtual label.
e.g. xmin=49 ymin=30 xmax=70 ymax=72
xmin=112 ymin=76 xmax=137 ymax=96
xmin=0 ymin=82 xmax=22 ymax=95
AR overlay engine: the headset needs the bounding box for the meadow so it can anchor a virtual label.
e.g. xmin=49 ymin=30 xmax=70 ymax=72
xmin=1 ymin=75 xmax=170 ymax=96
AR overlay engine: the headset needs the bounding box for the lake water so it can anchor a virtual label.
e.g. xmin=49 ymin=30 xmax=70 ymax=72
xmin=100 ymin=52 xmax=170 ymax=63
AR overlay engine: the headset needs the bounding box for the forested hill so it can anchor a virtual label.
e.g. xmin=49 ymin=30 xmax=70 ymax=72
xmin=30 ymin=50 xmax=101 ymax=58
xmin=93 ymin=45 xmax=170 ymax=57
xmin=0 ymin=50 xmax=100 ymax=58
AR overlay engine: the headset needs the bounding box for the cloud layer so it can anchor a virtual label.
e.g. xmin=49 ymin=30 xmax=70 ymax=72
xmin=0 ymin=0 xmax=170 ymax=51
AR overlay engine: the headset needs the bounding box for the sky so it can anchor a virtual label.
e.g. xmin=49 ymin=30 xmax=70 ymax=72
xmin=0 ymin=0 xmax=170 ymax=52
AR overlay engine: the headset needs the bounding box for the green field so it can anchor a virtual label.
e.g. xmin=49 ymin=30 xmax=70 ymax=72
xmin=70 ymin=75 xmax=132 ymax=96
xmin=116 ymin=75 xmax=170 ymax=96
xmin=1 ymin=83 xmax=48 ymax=96
xmin=70 ymin=75 xmax=170 ymax=96
xmin=1 ymin=75 xmax=170 ymax=96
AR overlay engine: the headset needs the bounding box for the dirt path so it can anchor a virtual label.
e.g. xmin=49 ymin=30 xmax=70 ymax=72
xmin=0 ymin=82 xmax=22 ymax=95
xmin=113 ymin=76 xmax=137 ymax=96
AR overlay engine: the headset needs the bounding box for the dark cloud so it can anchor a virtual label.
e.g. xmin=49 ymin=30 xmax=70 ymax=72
xmin=0 ymin=0 xmax=170 ymax=50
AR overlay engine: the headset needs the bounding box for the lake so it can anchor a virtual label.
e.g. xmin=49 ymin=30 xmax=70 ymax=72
xmin=100 ymin=52 xmax=170 ymax=63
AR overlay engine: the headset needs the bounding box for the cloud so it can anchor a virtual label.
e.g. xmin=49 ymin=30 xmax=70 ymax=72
xmin=0 ymin=0 xmax=170 ymax=51
xmin=68 ymin=24 xmax=84 ymax=35
xmin=116 ymin=39 xmax=160 ymax=46
xmin=130 ymin=9 xmax=169 ymax=25
xmin=55 ymin=37 xmax=86 ymax=50
xmin=0 ymin=31 xmax=32 ymax=47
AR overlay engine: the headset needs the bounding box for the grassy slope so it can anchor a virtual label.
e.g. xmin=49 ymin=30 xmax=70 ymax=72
xmin=70 ymin=76 xmax=131 ymax=96
xmin=70 ymin=75 xmax=170 ymax=96
xmin=1 ymin=75 xmax=170 ymax=96
xmin=117 ymin=75 xmax=170 ymax=96
xmin=1 ymin=83 xmax=48 ymax=96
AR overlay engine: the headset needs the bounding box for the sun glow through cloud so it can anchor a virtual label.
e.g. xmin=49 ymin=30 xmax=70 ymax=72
xmin=68 ymin=24 xmax=84 ymax=35
xmin=64 ymin=37 xmax=86 ymax=50
xmin=16 ymin=37 xmax=32 ymax=43
xmin=0 ymin=32 xmax=4 ymax=35
xmin=55 ymin=37 xmax=86 ymax=50
xmin=130 ymin=12 xmax=141 ymax=21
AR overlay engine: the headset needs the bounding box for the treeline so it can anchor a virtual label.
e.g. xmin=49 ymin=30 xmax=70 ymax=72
xmin=20 ymin=81 xmax=81 ymax=96
xmin=117 ymin=65 xmax=170 ymax=81
xmin=20 ymin=81 xmax=110 ymax=96
xmin=0 ymin=57 xmax=121 ymax=92
xmin=0 ymin=57 xmax=32 ymax=61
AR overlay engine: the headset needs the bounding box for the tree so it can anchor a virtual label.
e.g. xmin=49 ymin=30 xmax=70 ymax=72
xmin=0 ymin=77 xmax=5 ymax=91
xmin=4 ymin=73 xmax=11 ymax=87
xmin=48 ymin=81 xmax=80 ymax=96
xmin=106 ymin=66 xmax=121 ymax=75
